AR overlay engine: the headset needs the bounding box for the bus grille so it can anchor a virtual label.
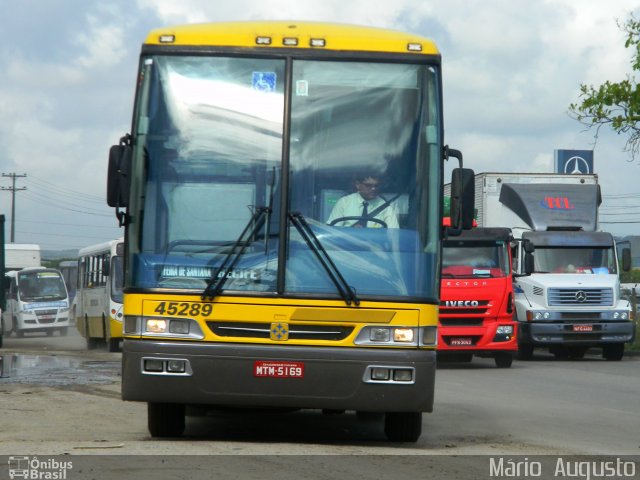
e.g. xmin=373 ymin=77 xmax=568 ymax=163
xmin=206 ymin=322 xmax=353 ymax=341
xmin=548 ymin=288 xmax=613 ymax=307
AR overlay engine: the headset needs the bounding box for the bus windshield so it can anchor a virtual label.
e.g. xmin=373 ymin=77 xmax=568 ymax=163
xmin=18 ymin=270 xmax=67 ymax=302
xmin=129 ymin=55 xmax=442 ymax=300
xmin=442 ymin=240 xmax=509 ymax=278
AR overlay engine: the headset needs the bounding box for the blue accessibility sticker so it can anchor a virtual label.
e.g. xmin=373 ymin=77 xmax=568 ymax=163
xmin=252 ymin=72 xmax=277 ymax=92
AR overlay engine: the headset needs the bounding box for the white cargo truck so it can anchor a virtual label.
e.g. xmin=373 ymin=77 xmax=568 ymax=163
xmin=473 ymin=172 xmax=634 ymax=360
xmin=5 ymin=244 xmax=41 ymax=271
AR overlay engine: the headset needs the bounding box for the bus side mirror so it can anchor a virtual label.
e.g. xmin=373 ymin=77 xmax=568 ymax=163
xmin=107 ymin=143 xmax=132 ymax=208
xmin=621 ymin=247 xmax=631 ymax=272
xmin=450 ymin=167 xmax=475 ymax=230
xmin=103 ymin=258 xmax=110 ymax=277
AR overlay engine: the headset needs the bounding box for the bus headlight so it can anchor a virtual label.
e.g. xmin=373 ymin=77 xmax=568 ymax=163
xmin=393 ymin=328 xmax=414 ymax=343
xmin=146 ymin=318 xmax=168 ymax=333
xmin=124 ymin=316 xmax=204 ymax=339
xmin=356 ymin=326 xmax=419 ymax=346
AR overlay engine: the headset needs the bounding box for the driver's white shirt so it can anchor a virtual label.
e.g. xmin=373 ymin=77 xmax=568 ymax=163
xmin=327 ymin=193 xmax=399 ymax=228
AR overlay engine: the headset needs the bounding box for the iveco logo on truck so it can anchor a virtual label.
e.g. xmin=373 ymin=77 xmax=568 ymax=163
xmin=445 ymin=300 xmax=480 ymax=307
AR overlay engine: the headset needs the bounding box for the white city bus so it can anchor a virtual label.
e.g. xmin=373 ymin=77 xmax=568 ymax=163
xmin=3 ymin=267 xmax=70 ymax=337
xmin=73 ymin=238 xmax=124 ymax=351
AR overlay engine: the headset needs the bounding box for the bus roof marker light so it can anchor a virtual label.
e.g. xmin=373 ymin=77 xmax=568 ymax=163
xmin=310 ymin=38 xmax=326 ymax=48
xmin=256 ymin=36 xmax=272 ymax=45
xmin=407 ymin=43 xmax=422 ymax=52
xmin=283 ymin=37 xmax=298 ymax=46
xmin=158 ymin=34 xmax=175 ymax=44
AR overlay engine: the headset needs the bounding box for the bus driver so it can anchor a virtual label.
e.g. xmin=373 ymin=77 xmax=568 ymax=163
xmin=327 ymin=173 xmax=399 ymax=228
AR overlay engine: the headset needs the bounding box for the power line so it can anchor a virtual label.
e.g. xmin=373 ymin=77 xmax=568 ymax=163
xmin=26 ymin=175 xmax=106 ymax=205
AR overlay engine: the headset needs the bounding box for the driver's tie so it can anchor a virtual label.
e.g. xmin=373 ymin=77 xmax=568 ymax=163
xmin=355 ymin=201 xmax=369 ymax=227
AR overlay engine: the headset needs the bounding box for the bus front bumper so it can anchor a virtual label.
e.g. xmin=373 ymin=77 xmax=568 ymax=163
xmin=122 ymin=339 xmax=435 ymax=413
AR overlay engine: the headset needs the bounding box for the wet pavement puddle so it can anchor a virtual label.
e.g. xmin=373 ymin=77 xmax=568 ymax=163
xmin=0 ymin=354 xmax=120 ymax=386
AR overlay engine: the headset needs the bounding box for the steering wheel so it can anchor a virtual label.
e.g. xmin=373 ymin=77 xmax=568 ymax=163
xmin=328 ymin=216 xmax=388 ymax=228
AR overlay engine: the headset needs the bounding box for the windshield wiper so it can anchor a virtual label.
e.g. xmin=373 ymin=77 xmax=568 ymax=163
xmin=201 ymin=206 xmax=270 ymax=300
xmin=288 ymin=212 xmax=359 ymax=306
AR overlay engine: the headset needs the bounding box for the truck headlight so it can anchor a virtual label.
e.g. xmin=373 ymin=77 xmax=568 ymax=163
xmin=613 ymin=311 xmax=629 ymax=320
xmin=496 ymin=325 xmax=514 ymax=335
xmin=527 ymin=310 xmax=550 ymax=321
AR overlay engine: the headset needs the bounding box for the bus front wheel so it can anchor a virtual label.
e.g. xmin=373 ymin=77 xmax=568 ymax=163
xmin=384 ymin=412 xmax=422 ymax=442
xmin=148 ymin=402 xmax=186 ymax=438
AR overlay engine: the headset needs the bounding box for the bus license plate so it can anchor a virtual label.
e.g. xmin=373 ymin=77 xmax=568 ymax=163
xmin=450 ymin=338 xmax=473 ymax=346
xmin=254 ymin=361 xmax=304 ymax=378
xmin=573 ymin=324 xmax=593 ymax=332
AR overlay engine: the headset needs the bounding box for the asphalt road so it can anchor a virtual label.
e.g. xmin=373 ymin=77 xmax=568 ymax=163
xmin=0 ymin=329 xmax=639 ymax=478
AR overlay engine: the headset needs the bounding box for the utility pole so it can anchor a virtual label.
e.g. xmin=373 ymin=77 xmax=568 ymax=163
xmin=1 ymin=172 xmax=27 ymax=243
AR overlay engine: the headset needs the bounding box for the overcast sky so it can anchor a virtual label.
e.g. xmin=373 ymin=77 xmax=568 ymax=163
xmin=1 ymin=0 xmax=639 ymax=252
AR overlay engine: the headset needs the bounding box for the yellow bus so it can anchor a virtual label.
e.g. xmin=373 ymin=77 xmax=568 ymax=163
xmin=73 ymin=238 xmax=124 ymax=351
xmin=107 ymin=21 xmax=473 ymax=442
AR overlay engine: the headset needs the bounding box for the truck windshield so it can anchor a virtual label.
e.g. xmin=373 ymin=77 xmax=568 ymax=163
xmin=533 ymin=246 xmax=617 ymax=274
xmin=127 ymin=55 xmax=442 ymax=300
xmin=442 ymin=240 xmax=509 ymax=278
xmin=18 ymin=270 xmax=67 ymax=302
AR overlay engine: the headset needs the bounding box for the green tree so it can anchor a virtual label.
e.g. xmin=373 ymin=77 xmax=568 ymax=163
xmin=569 ymin=15 xmax=640 ymax=159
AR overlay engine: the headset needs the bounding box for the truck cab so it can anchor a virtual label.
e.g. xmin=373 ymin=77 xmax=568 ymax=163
xmin=513 ymin=230 xmax=634 ymax=360
xmin=439 ymin=227 xmax=517 ymax=367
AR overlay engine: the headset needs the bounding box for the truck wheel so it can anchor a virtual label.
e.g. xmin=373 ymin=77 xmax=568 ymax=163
xmin=516 ymin=343 xmax=534 ymax=360
xmin=602 ymin=344 xmax=624 ymax=361
xmin=384 ymin=412 xmax=422 ymax=442
xmin=148 ymin=402 xmax=186 ymax=438
xmin=494 ymin=353 xmax=513 ymax=368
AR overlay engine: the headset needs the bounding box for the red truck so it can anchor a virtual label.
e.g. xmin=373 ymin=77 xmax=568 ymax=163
xmin=438 ymin=227 xmax=517 ymax=368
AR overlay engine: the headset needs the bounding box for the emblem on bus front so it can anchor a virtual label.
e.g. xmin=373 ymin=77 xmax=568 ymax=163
xmin=270 ymin=323 xmax=289 ymax=341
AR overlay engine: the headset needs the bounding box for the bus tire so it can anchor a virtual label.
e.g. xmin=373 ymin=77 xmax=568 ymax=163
xmin=148 ymin=402 xmax=186 ymax=438
xmin=603 ymin=343 xmax=624 ymax=361
xmin=107 ymin=338 xmax=120 ymax=353
xmin=494 ymin=352 xmax=513 ymax=368
xmin=384 ymin=412 xmax=422 ymax=442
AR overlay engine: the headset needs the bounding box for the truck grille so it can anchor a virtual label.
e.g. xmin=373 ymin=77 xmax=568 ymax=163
xmin=548 ymin=288 xmax=613 ymax=307
xmin=439 ymin=318 xmax=484 ymax=327
xmin=206 ymin=321 xmax=353 ymax=341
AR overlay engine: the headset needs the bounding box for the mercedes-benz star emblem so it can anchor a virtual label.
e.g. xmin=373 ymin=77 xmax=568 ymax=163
xmin=575 ymin=290 xmax=587 ymax=303
xmin=564 ymin=156 xmax=590 ymax=174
